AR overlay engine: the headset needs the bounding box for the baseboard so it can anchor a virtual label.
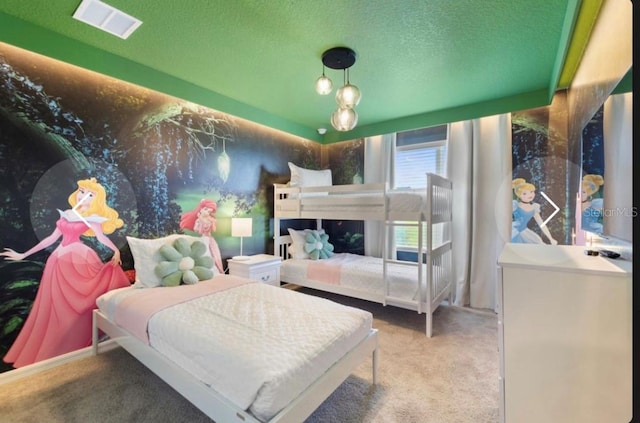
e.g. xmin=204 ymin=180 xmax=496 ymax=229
xmin=0 ymin=339 xmax=119 ymax=385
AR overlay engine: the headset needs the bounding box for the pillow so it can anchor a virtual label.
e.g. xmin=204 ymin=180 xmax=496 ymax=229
xmin=303 ymin=230 xmax=334 ymax=260
xmin=288 ymin=162 xmax=332 ymax=196
xmin=287 ymin=228 xmax=326 ymax=259
xmin=154 ymin=238 xmax=214 ymax=286
xmin=127 ymin=234 xmax=217 ymax=288
xmin=287 ymin=228 xmax=310 ymax=259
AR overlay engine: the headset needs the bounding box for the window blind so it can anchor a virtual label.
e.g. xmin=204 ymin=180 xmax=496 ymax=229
xmin=394 ymin=124 xmax=448 ymax=251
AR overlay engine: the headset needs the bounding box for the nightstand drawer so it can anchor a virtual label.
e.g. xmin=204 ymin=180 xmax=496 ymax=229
xmin=250 ymin=267 xmax=279 ymax=286
xmin=228 ymin=254 xmax=282 ymax=287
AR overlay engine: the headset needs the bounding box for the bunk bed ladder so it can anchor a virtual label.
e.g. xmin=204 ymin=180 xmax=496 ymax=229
xmin=417 ymin=218 xmax=425 ymax=315
xmin=424 ymin=173 xmax=437 ymax=338
xmin=379 ymin=224 xmax=384 ymax=305
xmin=382 ymin=199 xmax=389 ymax=306
xmin=424 ymin=188 xmax=433 ymax=337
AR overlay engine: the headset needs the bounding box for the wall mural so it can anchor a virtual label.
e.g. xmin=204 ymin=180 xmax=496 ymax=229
xmin=323 ymin=139 xmax=365 ymax=255
xmin=0 ymin=43 xmax=327 ymax=372
xmin=0 ymin=177 xmax=130 ymax=368
xmin=510 ymin=92 xmax=572 ymax=245
xmin=180 ymin=199 xmax=224 ymax=274
xmin=578 ymin=106 xmax=605 ymax=237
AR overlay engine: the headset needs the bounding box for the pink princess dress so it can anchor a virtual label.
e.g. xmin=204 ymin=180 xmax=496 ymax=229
xmin=3 ymin=212 xmax=130 ymax=368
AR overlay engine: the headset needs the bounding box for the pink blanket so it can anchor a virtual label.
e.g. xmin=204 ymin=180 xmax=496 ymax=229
xmin=306 ymin=253 xmax=363 ymax=285
xmin=114 ymin=275 xmax=250 ymax=344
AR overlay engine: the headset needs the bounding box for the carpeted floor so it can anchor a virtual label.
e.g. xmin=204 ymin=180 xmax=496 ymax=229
xmin=0 ymin=288 xmax=499 ymax=423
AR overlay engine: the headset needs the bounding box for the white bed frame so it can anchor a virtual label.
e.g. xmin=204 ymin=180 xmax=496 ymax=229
xmin=273 ymin=173 xmax=453 ymax=337
xmin=92 ymin=310 xmax=378 ymax=422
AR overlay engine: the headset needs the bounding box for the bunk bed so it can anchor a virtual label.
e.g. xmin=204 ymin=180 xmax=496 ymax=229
xmin=92 ymin=274 xmax=378 ymax=423
xmin=273 ymin=170 xmax=453 ymax=337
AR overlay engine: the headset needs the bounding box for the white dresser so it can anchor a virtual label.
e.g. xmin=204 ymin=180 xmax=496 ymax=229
xmin=228 ymin=254 xmax=282 ymax=287
xmin=497 ymin=244 xmax=632 ymax=423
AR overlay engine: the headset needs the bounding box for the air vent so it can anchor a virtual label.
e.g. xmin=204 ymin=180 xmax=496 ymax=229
xmin=72 ymin=0 xmax=142 ymax=39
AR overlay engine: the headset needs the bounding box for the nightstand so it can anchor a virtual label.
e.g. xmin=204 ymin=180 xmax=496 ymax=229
xmin=228 ymin=254 xmax=282 ymax=287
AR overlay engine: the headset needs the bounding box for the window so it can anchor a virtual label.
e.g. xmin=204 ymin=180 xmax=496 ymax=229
xmin=394 ymin=124 xmax=448 ymax=252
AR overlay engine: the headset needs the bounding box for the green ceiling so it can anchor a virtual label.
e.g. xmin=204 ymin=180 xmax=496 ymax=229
xmin=0 ymin=0 xmax=622 ymax=143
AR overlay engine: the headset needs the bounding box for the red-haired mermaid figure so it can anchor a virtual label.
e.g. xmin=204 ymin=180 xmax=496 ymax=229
xmin=1 ymin=178 xmax=130 ymax=368
xmin=179 ymin=199 xmax=224 ymax=274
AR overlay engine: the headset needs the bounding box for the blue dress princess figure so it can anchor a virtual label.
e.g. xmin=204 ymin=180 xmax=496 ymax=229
xmin=511 ymin=178 xmax=557 ymax=245
xmin=580 ymin=174 xmax=604 ymax=234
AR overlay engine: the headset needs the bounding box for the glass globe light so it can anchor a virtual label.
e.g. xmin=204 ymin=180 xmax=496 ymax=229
xmin=330 ymin=107 xmax=358 ymax=131
xmin=336 ymin=83 xmax=361 ymax=108
xmin=315 ymin=74 xmax=333 ymax=95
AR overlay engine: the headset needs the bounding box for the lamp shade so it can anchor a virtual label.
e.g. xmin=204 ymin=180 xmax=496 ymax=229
xmin=331 ymin=107 xmax=358 ymax=131
xmin=231 ymin=217 xmax=252 ymax=237
xmin=315 ymin=74 xmax=333 ymax=95
xmin=336 ymin=83 xmax=361 ymax=108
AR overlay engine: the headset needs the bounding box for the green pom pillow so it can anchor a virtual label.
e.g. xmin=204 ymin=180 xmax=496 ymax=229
xmin=303 ymin=230 xmax=334 ymax=260
xmin=154 ymin=238 xmax=214 ymax=286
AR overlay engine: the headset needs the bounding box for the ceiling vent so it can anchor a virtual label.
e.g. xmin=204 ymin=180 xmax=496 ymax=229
xmin=72 ymin=0 xmax=142 ymax=39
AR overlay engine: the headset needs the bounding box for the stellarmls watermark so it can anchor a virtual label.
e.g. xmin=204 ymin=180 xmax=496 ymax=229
xmin=602 ymin=207 xmax=637 ymax=218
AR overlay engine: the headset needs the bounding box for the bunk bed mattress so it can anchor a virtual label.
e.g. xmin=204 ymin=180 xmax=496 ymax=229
xmin=96 ymin=277 xmax=373 ymax=422
xmin=283 ymin=188 xmax=427 ymax=213
xmin=281 ymin=253 xmax=423 ymax=300
xmin=387 ymin=190 xmax=427 ymax=212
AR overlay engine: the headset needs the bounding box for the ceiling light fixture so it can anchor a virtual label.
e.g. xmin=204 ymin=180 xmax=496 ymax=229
xmin=315 ymin=47 xmax=361 ymax=132
xmin=315 ymin=67 xmax=332 ymax=95
xmin=73 ymin=0 xmax=142 ymax=40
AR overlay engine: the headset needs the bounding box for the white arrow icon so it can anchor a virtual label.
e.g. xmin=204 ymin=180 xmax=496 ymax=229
xmin=539 ymin=191 xmax=559 ymax=227
xmin=72 ymin=191 xmax=93 ymax=228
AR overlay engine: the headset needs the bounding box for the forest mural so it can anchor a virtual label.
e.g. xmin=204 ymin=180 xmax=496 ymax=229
xmin=509 ymin=90 xmax=607 ymax=247
xmin=0 ymin=42 xmax=367 ymax=372
xmin=510 ymin=93 xmax=570 ymax=246
xmin=578 ymin=106 xmax=605 ymax=238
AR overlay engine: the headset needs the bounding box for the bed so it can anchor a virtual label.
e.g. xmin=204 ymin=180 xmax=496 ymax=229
xmin=274 ymin=164 xmax=453 ymax=337
xmin=92 ymin=234 xmax=378 ymax=423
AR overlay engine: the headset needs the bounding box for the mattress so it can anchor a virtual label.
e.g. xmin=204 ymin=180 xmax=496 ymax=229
xmin=278 ymin=186 xmax=427 ymax=214
xmin=96 ymin=278 xmax=373 ymax=422
xmin=281 ymin=253 xmax=424 ymax=300
xmin=307 ymin=190 xmax=425 ymax=211
xmin=387 ymin=189 xmax=427 ymax=213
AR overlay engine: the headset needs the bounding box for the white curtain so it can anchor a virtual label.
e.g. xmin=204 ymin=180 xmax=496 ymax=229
xmin=448 ymin=114 xmax=512 ymax=310
xmin=602 ymin=92 xmax=632 ymax=242
xmin=363 ymin=133 xmax=396 ymax=258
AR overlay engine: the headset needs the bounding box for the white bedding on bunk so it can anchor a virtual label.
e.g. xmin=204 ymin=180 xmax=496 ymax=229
xmin=96 ymin=279 xmax=373 ymax=422
xmin=281 ymin=253 xmax=424 ymax=301
xmin=284 ymin=187 xmax=427 ymax=213
xmin=387 ymin=189 xmax=427 ymax=212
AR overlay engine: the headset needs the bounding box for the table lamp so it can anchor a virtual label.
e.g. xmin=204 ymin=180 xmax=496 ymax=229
xmin=231 ymin=217 xmax=252 ymax=260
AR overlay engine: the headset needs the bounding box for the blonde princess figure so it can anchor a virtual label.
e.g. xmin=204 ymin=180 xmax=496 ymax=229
xmin=1 ymin=178 xmax=129 ymax=368
xmin=580 ymin=174 xmax=604 ymax=234
xmin=511 ymin=178 xmax=557 ymax=245
xmin=180 ymin=199 xmax=224 ymax=274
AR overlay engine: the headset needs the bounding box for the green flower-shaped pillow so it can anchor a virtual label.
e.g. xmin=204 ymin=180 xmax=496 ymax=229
xmin=303 ymin=230 xmax=334 ymax=260
xmin=154 ymin=238 xmax=214 ymax=286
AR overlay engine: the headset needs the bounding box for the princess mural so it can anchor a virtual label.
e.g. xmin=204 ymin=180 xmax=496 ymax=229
xmin=580 ymin=174 xmax=604 ymax=234
xmin=179 ymin=199 xmax=224 ymax=274
xmin=511 ymin=178 xmax=558 ymax=245
xmin=0 ymin=178 xmax=130 ymax=368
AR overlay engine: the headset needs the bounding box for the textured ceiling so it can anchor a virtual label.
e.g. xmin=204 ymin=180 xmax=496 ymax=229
xmin=0 ymin=0 xmax=616 ymax=143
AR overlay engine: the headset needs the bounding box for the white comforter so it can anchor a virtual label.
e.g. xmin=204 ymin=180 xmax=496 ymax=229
xmin=97 ymin=279 xmax=373 ymax=422
xmin=281 ymin=253 xmax=423 ymax=300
